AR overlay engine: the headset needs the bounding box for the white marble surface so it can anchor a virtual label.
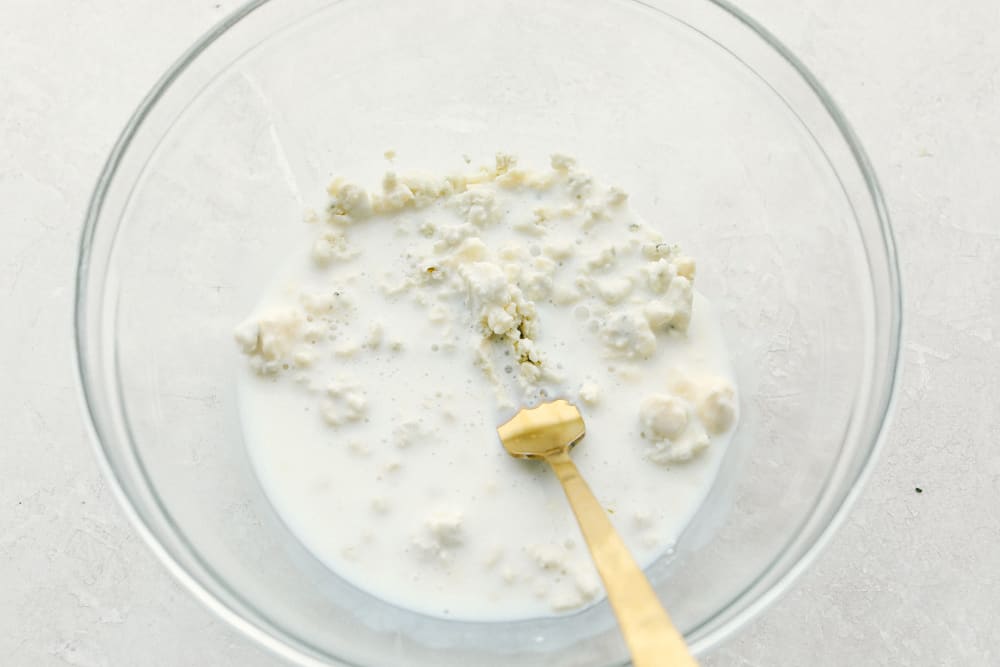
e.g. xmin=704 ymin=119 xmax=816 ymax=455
xmin=2 ymin=0 xmax=997 ymax=664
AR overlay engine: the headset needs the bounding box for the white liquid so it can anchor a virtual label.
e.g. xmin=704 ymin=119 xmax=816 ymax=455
xmin=236 ymin=157 xmax=738 ymax=620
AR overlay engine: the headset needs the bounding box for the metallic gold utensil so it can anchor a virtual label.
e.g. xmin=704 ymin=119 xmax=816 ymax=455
xmin=498 ymin=399 xmax=697 ymax=667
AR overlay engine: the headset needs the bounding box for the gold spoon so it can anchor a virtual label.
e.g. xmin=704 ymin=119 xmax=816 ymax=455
xmin=498 ymin=399 xmax=697 ymax=667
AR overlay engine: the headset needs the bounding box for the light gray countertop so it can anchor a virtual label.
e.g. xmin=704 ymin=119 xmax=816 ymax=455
xmin=2 ymin=1 xmax=997 ymax=664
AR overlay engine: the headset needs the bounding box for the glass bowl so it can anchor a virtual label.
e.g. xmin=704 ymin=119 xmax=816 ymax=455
xmin=74 ymin=0 xmax=901 ymax=665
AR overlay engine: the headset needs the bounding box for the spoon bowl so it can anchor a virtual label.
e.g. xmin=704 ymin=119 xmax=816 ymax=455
xmin=497 ymin=399 xmax=586 ymax=459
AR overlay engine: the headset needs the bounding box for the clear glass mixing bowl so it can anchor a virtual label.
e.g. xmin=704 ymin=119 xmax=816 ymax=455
xmin=75 ymin=1 xmax=901 ymax=665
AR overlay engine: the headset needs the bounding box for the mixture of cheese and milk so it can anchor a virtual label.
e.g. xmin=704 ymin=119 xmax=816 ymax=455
xmin=234 ymin=154 xmax=738 ymax=620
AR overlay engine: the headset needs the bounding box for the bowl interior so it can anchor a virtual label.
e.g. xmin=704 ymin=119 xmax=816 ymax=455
xmin=77 ymin=0 xmax=899 ymax=665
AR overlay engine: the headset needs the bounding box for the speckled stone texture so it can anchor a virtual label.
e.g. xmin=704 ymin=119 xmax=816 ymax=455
xmin=1 ymin=1 xmax=997 ymax=664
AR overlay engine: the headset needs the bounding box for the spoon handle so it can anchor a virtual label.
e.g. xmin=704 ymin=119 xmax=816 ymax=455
xmin=545 ymin=449 xmax=698 ymax=667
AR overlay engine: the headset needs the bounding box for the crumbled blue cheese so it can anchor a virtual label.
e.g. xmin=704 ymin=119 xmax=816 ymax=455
xmin=543 ymin=239 xmax=575 ymax=260
xmin=311 ymin=231 xmax=359 ymax=266
xmin=234 ymin=309 xmax=304 ymax=375
xmin=322 ymin=375 xmax=367 ymax=426
xmin=674 ymin=256 xmax=696 ymax=280
xmin=292 ymin=350 xmax=314 ymax=368
xmin=578 ymin=382 xmax=601 ymax=405
xmin=639 ymin=394 xmax=689 ymax=440
xmin=606 ymin=186 xmax=628 ymax=207
xmin=364 ymin=322 xmax=384 ymax=349
xmin=412 ymin=509 xmax=465 ymax=562
xmin=584 ymin=244 xmax=618 ymax=271
xmin=393 ymin=419 xmax=425 ymax=449
xmin=595 ymin=275 xmax=634 ymax=304
xmin=685 ymin=377 xmax=738 ymax=435
xmin=639 ymin=374 xmax=737 ymax=464
xmin=237 ymin=156 xmax=710 ymax=427
xmin=334 ymin=340 xmax=362 ymax=357
xmin=550 ymin=153 xmax=576 ymax=172
xmin=602 ymin=311 xmax=657 ymax=358
xmin=494 ymin=152 xmax=517 ymax=174
xmin=644 ymin=258 xmax=677 ymax=293
xmin=372 ymin=171 xmax=415 ymax=213
xmin=450 ymin=188 xmax=498 ymax=226
xmin=567 ymin=171 xmax=594 ymax=199
xmin=327 ymin=179 xmax=373 ymax=222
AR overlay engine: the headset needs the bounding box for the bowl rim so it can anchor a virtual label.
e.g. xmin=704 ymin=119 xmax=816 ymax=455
xmin=74 ymin=0 xmax=903 ymax=664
